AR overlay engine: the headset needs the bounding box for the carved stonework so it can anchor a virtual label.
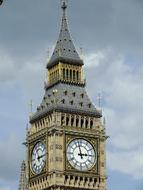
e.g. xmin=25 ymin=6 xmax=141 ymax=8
xmin=21 ymin=1 xmax=107 ymax=190
xmin=18 ymin=161 xmax=28 ymax=190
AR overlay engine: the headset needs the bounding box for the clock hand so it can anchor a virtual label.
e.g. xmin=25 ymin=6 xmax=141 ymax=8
xmin=78 ymin=153 xmax=87 ymax=157
xmin=37 ymin=154 xmax=46 ymax=160
xmin=77 ymin=141 xmax=83 ymax=159
xmin=78 ymin=153 xmax=94 ymax=157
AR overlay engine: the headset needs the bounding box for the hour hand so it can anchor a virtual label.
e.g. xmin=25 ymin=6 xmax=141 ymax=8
xmin=37 ymin=154 xmax=45 ymax=160
xmin=78 ymin=153 xmax=87 ymax=157
xmin=78 ymin=154 xmax=94 ymax=157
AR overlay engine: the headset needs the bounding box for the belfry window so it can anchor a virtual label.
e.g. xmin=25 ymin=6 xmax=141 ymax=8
xmin=63 ymin=69 xmax=65 ymax=80
xmin=77 ymin=71 xmax=79 ymax=81
xmin=81 ymin=118 xmax=84 ymax=128
xmin=66 ymin=116 xmax=69 ymax=126
xmin=70 ymin=70 xmax=72 ymax=80
xmin=76 ymin=118 xmax=79 ymax=127
xmin=66 ymin=69 xmax=69 ymax=80
xmin=85 ymin=119 xmax=88 ymax=128
xmin=61 ymin=116 xmax=64 ymax=125
xmin=73 ymin=70 xmax=75 ymax=81
xmin=90 ymin=120 xmax=93 ymax=128
xmin=71 ymin=117 xmax=74 ymax=126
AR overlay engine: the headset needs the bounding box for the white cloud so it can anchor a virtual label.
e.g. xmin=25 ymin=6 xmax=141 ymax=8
xmin=0 ymin=187 xmax=10 ymax=190
xmin=0 ymin=52 xmax=16 ymax=83
xmin=85 ymin=49 xmax=143 ymax=179
xmin=84 ymin=51 xmax=105 ymax=68
xmin=107 ymin=147 xmax=143 ymax=179
xmin=0 ymin=49 xmax=45 ymax=103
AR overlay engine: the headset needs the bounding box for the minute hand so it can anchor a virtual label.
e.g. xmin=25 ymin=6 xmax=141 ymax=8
xmin=78 ymin=141 xmax=83 ymax=159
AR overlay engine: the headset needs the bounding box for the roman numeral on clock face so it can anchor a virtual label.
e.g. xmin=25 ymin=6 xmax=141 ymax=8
xmin=31 ymin=141 xmax=46 ymax=175
xmin=67 ymin=138 xmax=96 ymax=171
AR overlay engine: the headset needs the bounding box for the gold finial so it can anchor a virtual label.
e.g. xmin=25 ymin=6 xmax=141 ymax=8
xmin=61 ymin=0 xmax=68 ymax=10
xmin=97 ymin=93 xmax=102 ymax=108
xmin=29 ymin=99 xmax=33 ymax=115
xmin=0 ymin=0 xmax=3 ymax=6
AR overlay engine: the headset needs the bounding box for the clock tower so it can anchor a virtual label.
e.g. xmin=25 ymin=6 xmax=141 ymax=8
xmin=27 ymin=1 xmax=107 ymax=190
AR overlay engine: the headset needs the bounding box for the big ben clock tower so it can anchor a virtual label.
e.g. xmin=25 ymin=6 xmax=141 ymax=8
xmin=27 ymin=1 xmax=107 ymax=190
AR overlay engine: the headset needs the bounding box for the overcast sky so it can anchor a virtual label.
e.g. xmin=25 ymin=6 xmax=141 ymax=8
xmin=0 ymin=0 xmax=143 ymax=189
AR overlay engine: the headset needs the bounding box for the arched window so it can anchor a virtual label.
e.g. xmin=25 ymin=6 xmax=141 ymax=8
xmin=66 ymin=116 xmax=69 ymax=126
xmin=73 ymin=70 xmax=75 ymax=81
xmin=57 ymin=70 xmax=59 ymax=79
xmin=90 ymin=120 xmax=93 ymax=129
xmin=55 ymin=70 xmax=57 ymax=80
xmin=55 ymin=71 xmax=57 ymax=80
xmin=81 ymin=118 xmax=84 ymax=128
xmin=76 ymin=118 xmax=79 ymax=127
xmin=70 ymin=69 xmax=72 ymax=80
xmin=75 ymin=176 xmax=78 ymax=183
xmin=52 ymin=72 xmax=54 ymax=82
xmin=65 ymin=175 xmax=69 ymax=183
xmin=51 ymin=73 xmax=53 ymax=82
xmin=66 ymin=69 xmax=69 ymax=80
xmin=63 ymin=68 xmax=65 ymax=80
xmin=77 ymin=71 xmax=79 ymax=81
xmin=61 ymin=116 xmax=64 ymax=126
xmin=71 ymin=117 xmax=74 ymax=126
xmin=79 ymin=72 xmax=81 ymax=81
xmin=85 ymin=119 xmax=88 ymax=128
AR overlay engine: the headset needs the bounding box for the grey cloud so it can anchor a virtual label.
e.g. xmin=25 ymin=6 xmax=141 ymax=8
xmin=0 ymin=136 xmax=24 ymax=181
xmin=0 ymin=0 xmax=143 ymax=59
xmin=0 ymin=0 xmax=143 ymax=189
xmin=85 ymin=49 xmax=143 ymax=179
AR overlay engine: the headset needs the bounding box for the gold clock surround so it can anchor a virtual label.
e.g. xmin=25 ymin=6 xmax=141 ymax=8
xmin=29 ymin=137 xmax=47 ymax=178
xmin=65 ymin=135 xmax=99 ymax=174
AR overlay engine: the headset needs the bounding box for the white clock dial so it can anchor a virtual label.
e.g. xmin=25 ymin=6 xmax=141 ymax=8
xmin=31 ymin=141 xmax=46 ymax=174
xmin=67 ymin=138 xmax=96 ymax=171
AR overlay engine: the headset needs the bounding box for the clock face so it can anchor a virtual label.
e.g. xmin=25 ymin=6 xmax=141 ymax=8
xmin=67 ymin=138 xmax=96 ymax=171
xmin=31 ymin=141 xmax=46 ymax=174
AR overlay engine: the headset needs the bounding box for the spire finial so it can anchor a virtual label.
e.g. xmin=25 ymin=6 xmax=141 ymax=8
xmin=61 ymin=0 xmax=68 ymax=11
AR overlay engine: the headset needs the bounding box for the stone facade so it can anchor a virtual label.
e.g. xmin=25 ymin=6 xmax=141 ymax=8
xmin=18 ymin=161 xmax=28 ymax=190
xmin=20 ymin=1 xmax=107 ymax=190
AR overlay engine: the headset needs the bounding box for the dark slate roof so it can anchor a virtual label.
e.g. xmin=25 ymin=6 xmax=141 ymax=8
xmin=30 ymin=83 xmax=101 ymax=123
xmin=47 ymin=1 xmax=83 ymax=69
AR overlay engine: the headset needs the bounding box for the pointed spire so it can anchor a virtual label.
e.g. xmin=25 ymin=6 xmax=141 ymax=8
xmin=47 ymin=0 xmax=83 ymax=69
xmin=18 ymin=161 xmax=28 ymax=190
